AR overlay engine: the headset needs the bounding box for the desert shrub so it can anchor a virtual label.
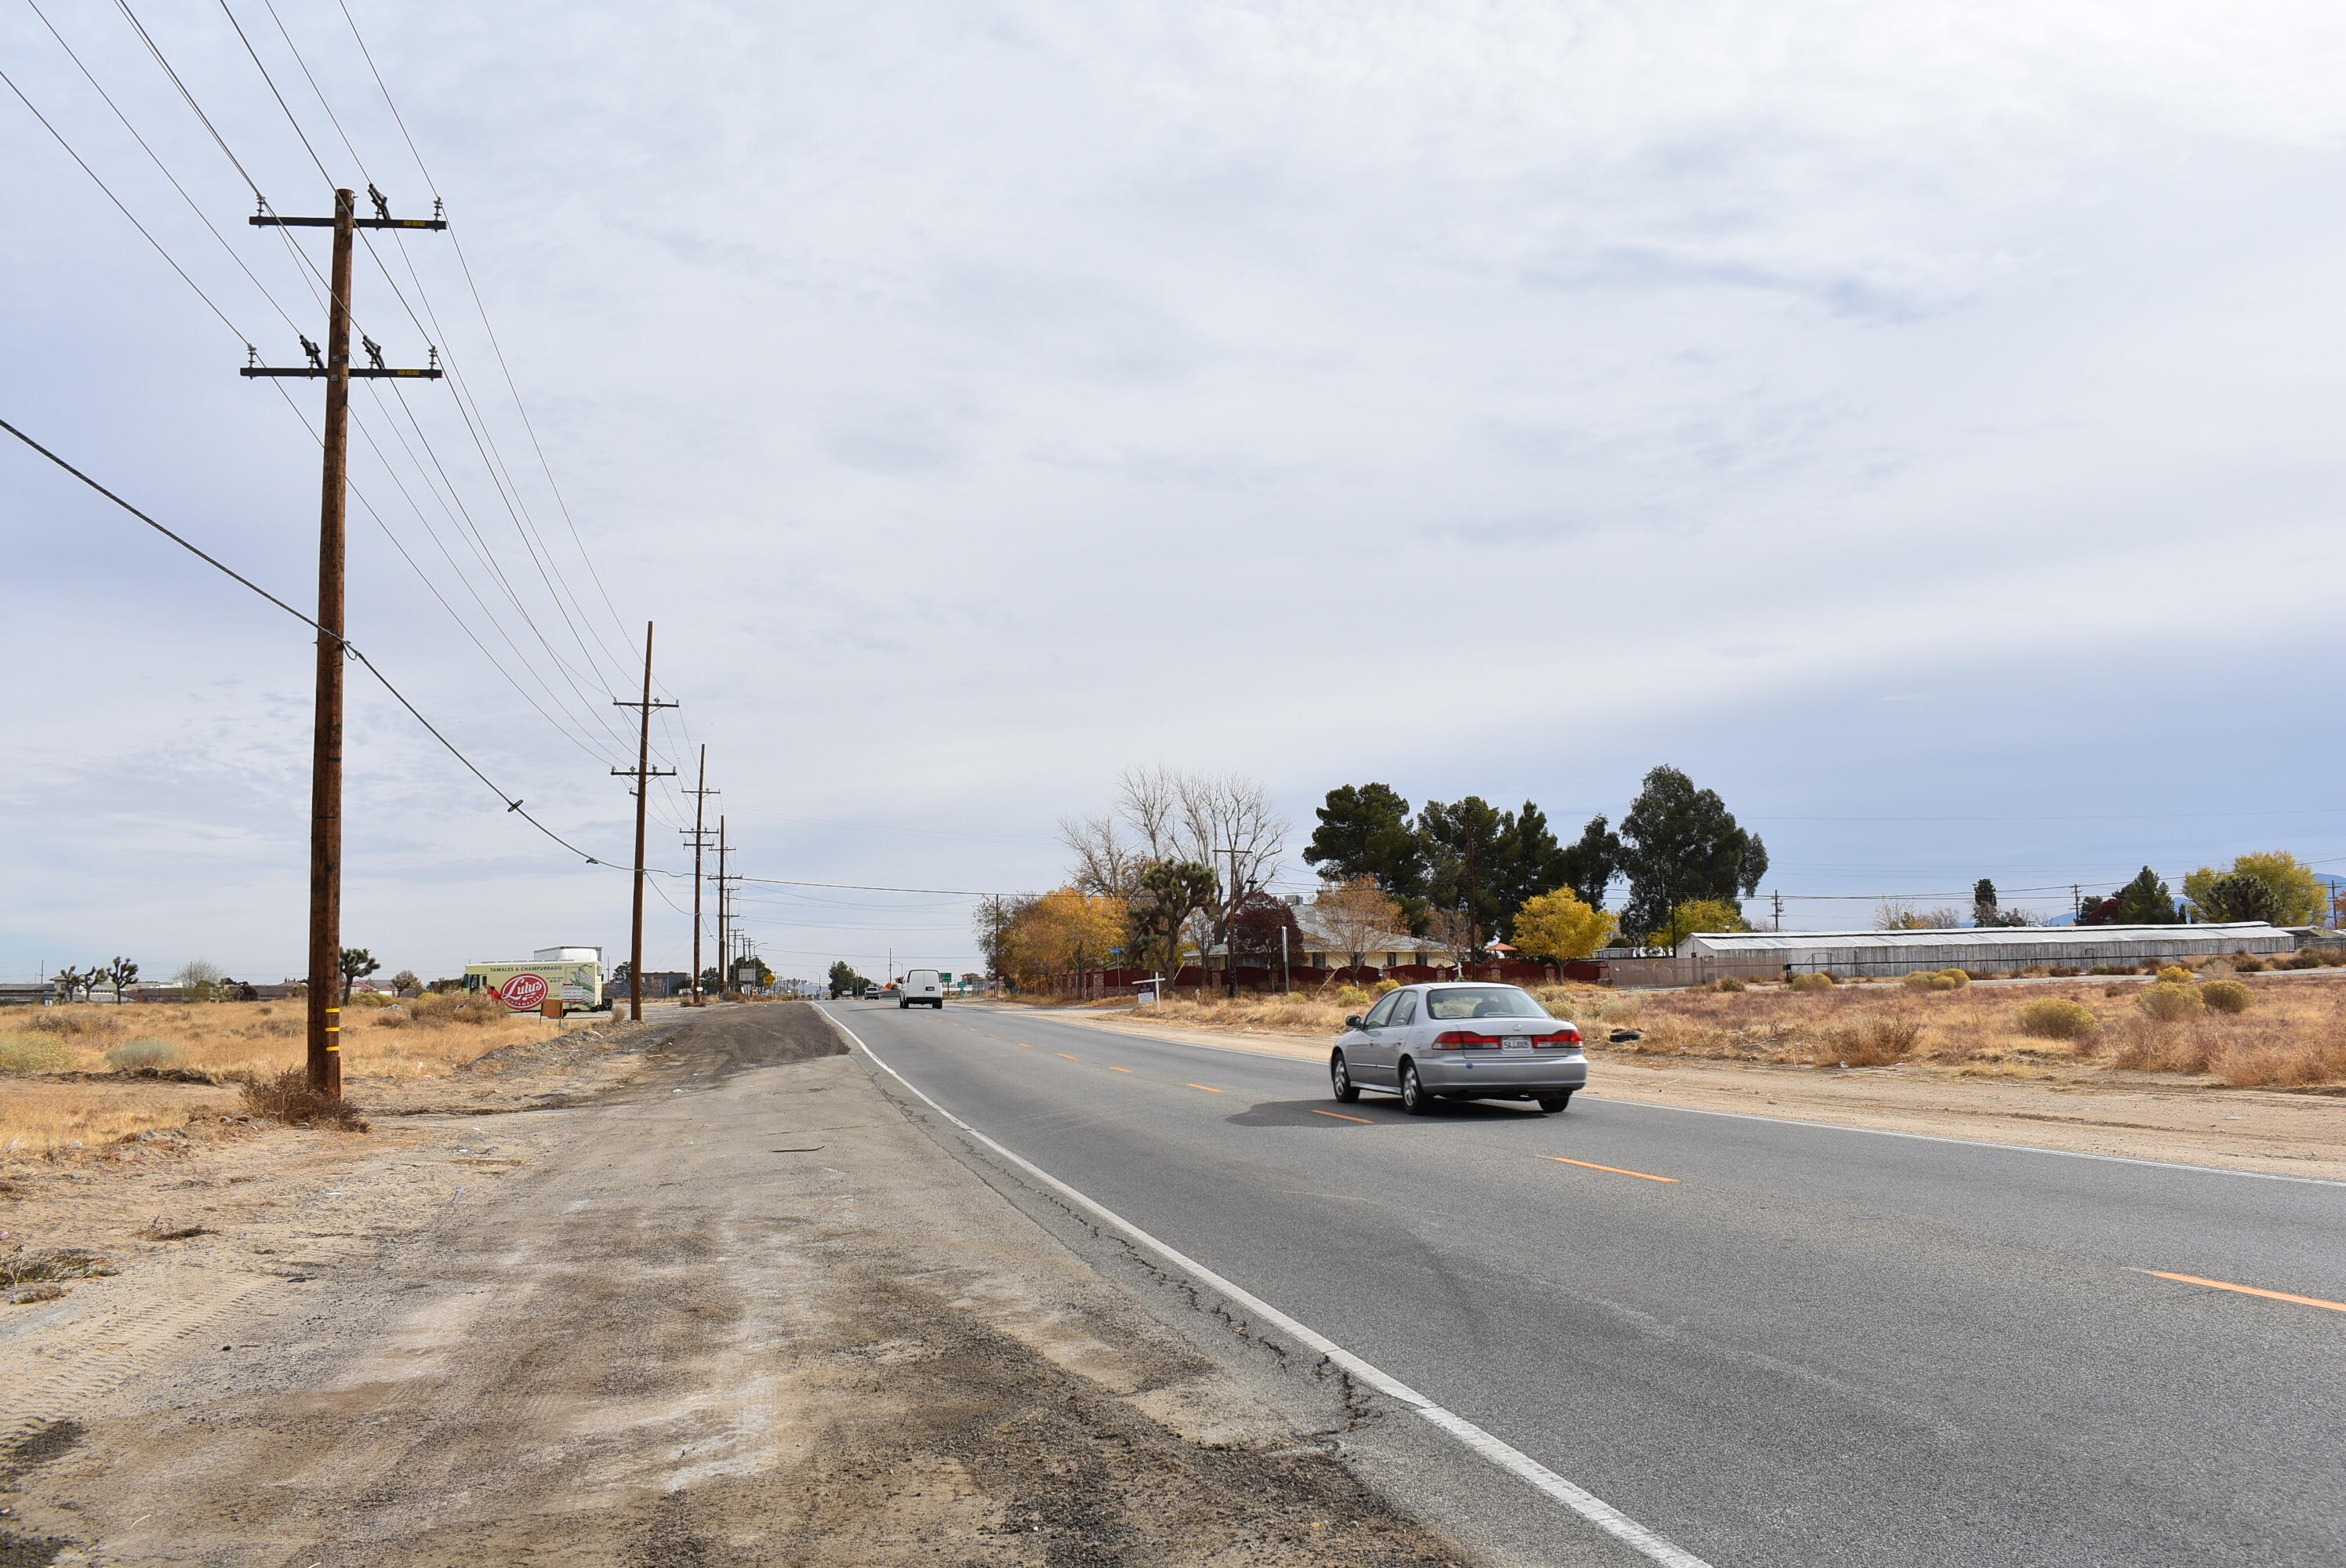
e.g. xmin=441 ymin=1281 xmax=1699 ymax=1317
xmin=1962 ymin=969 xmax=2000 ymax=982
xmin=2285 ymin=950 xmax=2326 ymax=970
xmin=1332 ymin=985 xmax=1370 ymax=1008
xmin=1813 ymin=1014 xmax=1923 ymax=1067
xmin=1900 ymin=971 xmax=1933 ymax=989
xmin=2016 ymin=999 xmax=2100 ymax=1042
xmin=1787 ymin=972 xmax=1834 ymax=992
xmin=2048 ymin=966 xmax=2083 ymax=978
xmin=2136 ymin=984 xmax=2204 ymax=1022
xmin=2198 ymin=980 xmax=2253 ymax=1014
xmin=2089 ymin=965 xmax=2129 ymax=976
xmin=1711 ymin=978 xmax=1746 ymax=993
xmin=27 ymin=1008 xmax=118 ymax=1037
xmin=1284 ymin=992 xmax=1308 ymax=1004
xmin=2317 ymin=949 xmax=2346 ymax=967
xmin=1905 ymin=969 xmax=1966 ymax=991
xmin=2018 ymin=965 xmax=2050 ymax=978
xmin=0 ymin=1036 xmax=74 ymax=1073
xmin=371 ymin=1008 xmax=412 ymax=1029
xmin=1371 ymin=978 xmax=1400 ymax=995
xmin=2156 ymin=966 xmax=2195 ymax=986
xmin=240 ymin=1068 xmax=368 ymax=1130
xmin=345 ymin=990 xmax=395 ymax=1009
xmin=104 ymin=1037 xmax=183 ymax=1069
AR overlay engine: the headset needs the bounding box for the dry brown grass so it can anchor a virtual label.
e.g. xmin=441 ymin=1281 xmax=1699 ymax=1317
xmin=0 ymin=998 xmax=558 ymax=1158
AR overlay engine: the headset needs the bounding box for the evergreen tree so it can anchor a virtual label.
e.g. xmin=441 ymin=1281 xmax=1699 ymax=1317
xmin=1617 ymin=766 xmax=1767 ymax=942
xmin=1493 ymin=800 xmax=1570 ymax=931
xmin=1302 ymin=783 xmax=1428 ymax=903
xmin=1417 ymin=796 xmax=1509 ymax=951
xmin=2109 ymin=866 xmax=2181 ymax=924
xmin=1556 ymin=815 xmax=1622 ymax=910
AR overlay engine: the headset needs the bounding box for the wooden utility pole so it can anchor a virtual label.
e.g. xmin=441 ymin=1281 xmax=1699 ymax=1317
xmin=611 ymin=621 xmax=678 ymax=1022
xmin=242 ymin=186 xmax=445 ymax=1097
xmin=714 ymin=815 xmax=728 ymax=998
xmin=681 ymin=746 xmax=718 ymax=1007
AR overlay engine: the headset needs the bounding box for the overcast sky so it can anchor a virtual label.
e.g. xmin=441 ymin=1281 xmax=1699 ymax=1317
xmin=9 ymin=1 xmax=2346 ymax=985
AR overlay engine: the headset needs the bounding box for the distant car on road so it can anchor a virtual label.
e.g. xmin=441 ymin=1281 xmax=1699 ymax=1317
xmin=899 ymin=969 xmax=945 ymax=1009
xmin=1331 ymin=982 xmax=1587 ymax=1114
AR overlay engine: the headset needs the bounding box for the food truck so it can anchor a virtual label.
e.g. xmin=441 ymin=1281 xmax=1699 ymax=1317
xmin=463 ymin=946 xmax=606 ymax=1014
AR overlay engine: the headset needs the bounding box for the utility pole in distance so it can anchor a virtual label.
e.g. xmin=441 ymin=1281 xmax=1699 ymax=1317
xmin=611 ymin=621 xmax=677 ymax=1022
xmin=680 ymin=746 xmax=718 ymax=1007
xmin=242 ymin=186 xmax=445 ymax=1098
xmin=714 ymin=815 xmax=728 ymax=999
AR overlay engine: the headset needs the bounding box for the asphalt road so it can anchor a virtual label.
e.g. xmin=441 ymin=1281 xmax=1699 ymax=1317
xmin=821 ymin=1000 xmax=2346 ymax=1568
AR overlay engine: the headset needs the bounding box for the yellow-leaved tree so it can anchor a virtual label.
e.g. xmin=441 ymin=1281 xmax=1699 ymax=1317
xmin=1000 ymin=887 xmax=1128 ymax=989
xmin=1509 ymin=887 xmax=1618 ymax=962
xmin=1650 ymin=897 xmax=1751 ymax=949
xmin=2181 ymin=851 xmax=2325 ymax=927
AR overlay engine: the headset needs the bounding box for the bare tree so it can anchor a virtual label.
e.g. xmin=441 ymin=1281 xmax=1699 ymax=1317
xmin=1059 ymin=813 xmax=1146 ymax=899
xmin=1063 ymin=768 xmax=1291 ymax=991
xmin=1423 ymin=907 xmax=1476 ymax=978
xmin=1312 ymin=877 xmax=1403 ymax=982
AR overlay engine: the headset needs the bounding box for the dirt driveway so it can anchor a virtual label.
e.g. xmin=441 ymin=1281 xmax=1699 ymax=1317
xmin=0 ymin=1006 xmax=1468 ymax=1567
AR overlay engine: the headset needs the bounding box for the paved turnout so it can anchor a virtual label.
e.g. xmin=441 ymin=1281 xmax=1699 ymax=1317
xmin=821 ymin=1000 xmax=2346 ymax=1568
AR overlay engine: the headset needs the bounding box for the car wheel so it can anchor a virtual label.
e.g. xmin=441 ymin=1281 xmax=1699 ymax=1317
xmin=1537 ymin=1091 xmax=1573 ymax=1113
xmin=1330 ymin=1051 xmax=1360 ymax=1103
xmin=1399 ymin=1061 xmax=1434 ymax=1115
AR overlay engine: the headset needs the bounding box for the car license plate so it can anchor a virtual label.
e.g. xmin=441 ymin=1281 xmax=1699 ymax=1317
xmin=1502 ymin=1038 xmax=1531 ymax=1053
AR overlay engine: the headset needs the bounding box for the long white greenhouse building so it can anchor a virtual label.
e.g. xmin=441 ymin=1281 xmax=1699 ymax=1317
xmin=1648 ymin=923 xmax=2301 ymax=985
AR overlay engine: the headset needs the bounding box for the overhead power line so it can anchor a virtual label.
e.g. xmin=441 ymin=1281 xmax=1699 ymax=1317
xmin=1 ymin=416 xmax=630 ymax=872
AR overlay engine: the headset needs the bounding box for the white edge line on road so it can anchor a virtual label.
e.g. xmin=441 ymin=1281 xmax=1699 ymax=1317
xmin=819 ymin=1006 xmax=1716 ymax=1568
xmin=985 ymin=1006 xmax=2346 ymax=1191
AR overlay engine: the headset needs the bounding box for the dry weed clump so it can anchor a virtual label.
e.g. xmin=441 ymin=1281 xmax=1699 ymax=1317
xmin=0 ymin=1036 xmax=74 ymax=1073
xmin=1810 ymin=1014 xmax=1926 ymax=1068
xmin=240 ymin=1068 xmax=369 ymax=1131
xmin=104 ymin=1037 xmax=183 ymax=1069
xmin=0 ymin=998 xmax=554 ymax=1083
xmin=2136 ymin=985 xmax=2205 ymax=1022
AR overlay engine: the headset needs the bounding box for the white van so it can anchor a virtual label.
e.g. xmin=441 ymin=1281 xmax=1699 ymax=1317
xmin=899 ymin=969 xmax=944 ymax=1009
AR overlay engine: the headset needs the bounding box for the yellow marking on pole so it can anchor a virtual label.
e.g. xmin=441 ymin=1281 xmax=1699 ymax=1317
xmin=1542 ymin=1155 xmax=1676 ymax=1184
xmin=1313 ymin=1109 xmax=1372 ymax=1123
xmin=2132 ymin=1269 xmax=2346 ymax=1316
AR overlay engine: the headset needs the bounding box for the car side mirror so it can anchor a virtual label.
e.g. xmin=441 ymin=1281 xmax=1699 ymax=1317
xmin=1343 ymin=1014 xmax=1366 ymax=1031
xmin=1609 ymin=1029 xmax=1643 ymax=1044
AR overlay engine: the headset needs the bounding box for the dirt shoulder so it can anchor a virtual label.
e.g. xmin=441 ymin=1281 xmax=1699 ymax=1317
xmin=2 ymin=1004 xmax=1471 ymax=1567
xmin=993 ymin=1006 xmax=2346 ymax=1181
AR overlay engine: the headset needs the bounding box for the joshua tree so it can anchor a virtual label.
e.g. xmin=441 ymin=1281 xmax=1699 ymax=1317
xmin=105 ymin=956 xmax=139 ymax=1003
xmin=338 ymin=947 xmax=381 ymax=1000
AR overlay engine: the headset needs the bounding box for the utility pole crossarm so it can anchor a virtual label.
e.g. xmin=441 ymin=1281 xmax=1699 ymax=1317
xmin=249 ymin=215 xmax=448 ymax=230
xmin=240 ymin=366 xmax=442 ymax=379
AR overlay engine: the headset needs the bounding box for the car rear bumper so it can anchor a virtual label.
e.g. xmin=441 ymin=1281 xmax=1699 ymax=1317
xmin=1415 ymin=1056 xmax=1588 ymax=1094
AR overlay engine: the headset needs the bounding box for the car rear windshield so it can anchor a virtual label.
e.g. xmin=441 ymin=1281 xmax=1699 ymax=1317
xmin=1423 ymin=985 xmax=1550 ymax=1021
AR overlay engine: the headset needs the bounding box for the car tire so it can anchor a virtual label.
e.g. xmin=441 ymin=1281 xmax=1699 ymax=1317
xmin=1330 ymin=1051 xmax=1360 ymax=1103
xmin=1537 ymin=1091 xmax=1573 ymax=1113
xmin=1399 ymin=1061 xmax=1434 ymax=1115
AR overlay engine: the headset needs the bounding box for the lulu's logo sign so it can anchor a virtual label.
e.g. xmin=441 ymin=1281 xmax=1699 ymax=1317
xmin=496 ymin=971 xmax=551 ymax=1011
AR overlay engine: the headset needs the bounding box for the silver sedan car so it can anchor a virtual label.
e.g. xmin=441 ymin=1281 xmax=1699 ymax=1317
xmin=1331 ymin=982 xmax=1589 ymax=1114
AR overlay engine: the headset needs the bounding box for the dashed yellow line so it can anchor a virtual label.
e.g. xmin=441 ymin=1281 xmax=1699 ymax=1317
xmin=1543 ymin=1155 xmax=1677 ymax=1184
xmin=1313 ymin=1109 xmax=1373 ymax=1123
xmin=2133 ymin=1269 xmax=2346 ymax=1316
xmin=1184 ymin=1083 xmax=1223 ymax=1094
xmin=1109 ymin=1065 xmax=1134 ymax=1073
xmin=1056 ymin=1052 xmax=1080 ymax=1061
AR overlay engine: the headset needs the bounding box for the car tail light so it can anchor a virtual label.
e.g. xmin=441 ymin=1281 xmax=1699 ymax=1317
xmin=1431 ymin=1030 xmax=1501 ymax=1049
xmin=1531 ymin=1028 xmax=1583 ymax=1047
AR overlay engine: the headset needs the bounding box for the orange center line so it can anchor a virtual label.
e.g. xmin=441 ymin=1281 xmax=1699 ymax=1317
xmin=1542 ymin=1155 xmax=1677 ymax=1184
xmin=1184 ymin=1083 xmax=1223 ymax=1093
xmin=1109 ymin=1065 xmax=1134 ymax=1073
xmin=1313 ymin=1109 xmax=1373 ymax=1123
xmin=1017 ymin=1043 xmax=1033 ymax=1048
xmin=1056 ymin=1052 xmax=1080 ymax=1060
xmin=2133 ymin=1269 xmax=2346 ymax=1315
